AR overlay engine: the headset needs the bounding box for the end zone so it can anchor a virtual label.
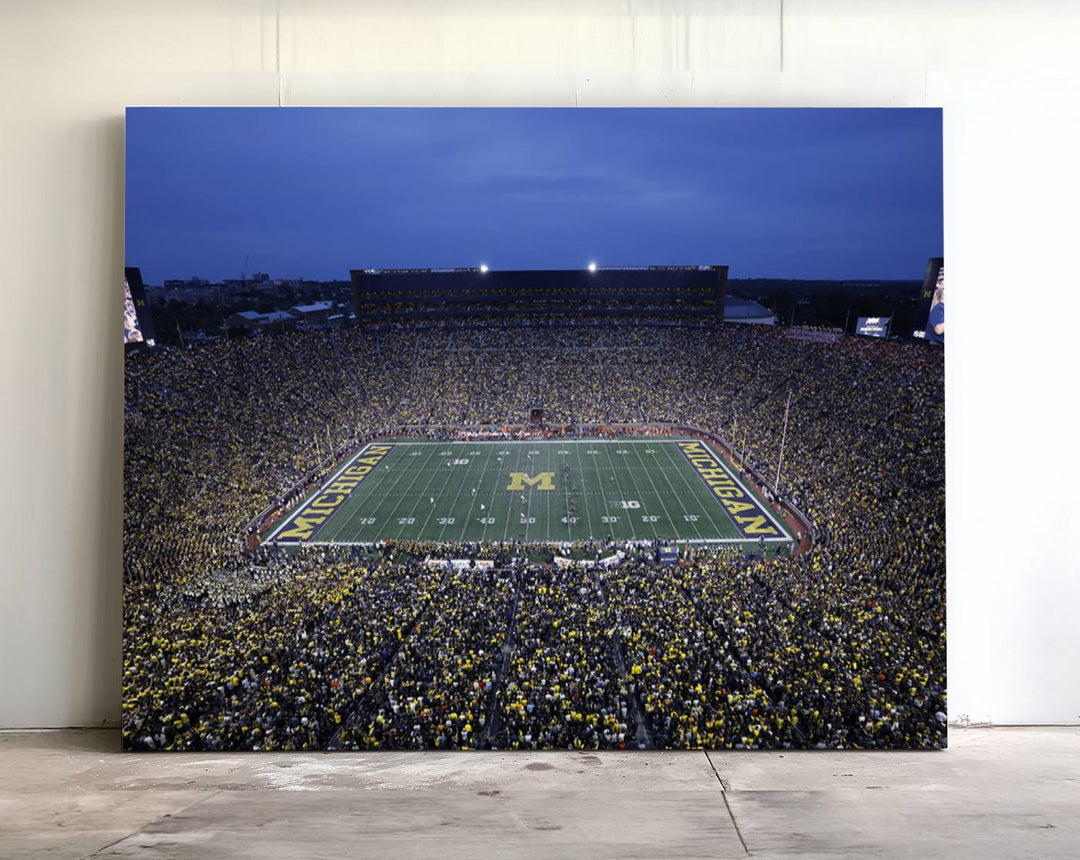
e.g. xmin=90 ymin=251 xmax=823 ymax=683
xmin=675 ymin=439 xmax=791 ymax=541
xmin=265 ymin=443 xmax=394 ymax=544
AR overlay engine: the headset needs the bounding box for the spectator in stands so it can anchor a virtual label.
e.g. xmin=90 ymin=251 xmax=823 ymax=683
xmin=123 ymin=318 xmax=945 ymax=752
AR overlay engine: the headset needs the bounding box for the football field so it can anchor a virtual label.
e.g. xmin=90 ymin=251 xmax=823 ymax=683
xmin=265 ymin=437 xmax=792 ymax=550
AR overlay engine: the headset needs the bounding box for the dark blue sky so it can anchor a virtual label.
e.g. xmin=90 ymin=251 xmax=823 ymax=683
xmin=126 ymin=107 xmax=942 ymax=283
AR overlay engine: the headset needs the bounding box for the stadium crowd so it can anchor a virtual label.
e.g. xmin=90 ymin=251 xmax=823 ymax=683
xmin=124 ymin=320 xmax=945 ymax=751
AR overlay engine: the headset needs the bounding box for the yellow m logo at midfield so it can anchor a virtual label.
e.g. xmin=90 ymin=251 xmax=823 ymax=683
xmin=506 ymin=471 xmax=556 ymax=491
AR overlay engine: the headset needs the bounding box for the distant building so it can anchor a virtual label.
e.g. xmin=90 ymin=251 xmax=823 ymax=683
xmin=350 ymin=266 xmax=729 ymax=324
xmin=288 ymin=301 xmax=336 ymax=327
xmin=162 ymin=284 xmax=225 ymax=305
xmin=163 ymin=276 xmax=210 ymax=289
xmin=223 ymin=310 xmax=296 ymax=332
xmin=723 ymin=296 xmax=777 ymax=325
xmin=295 ymin=281 xmax=327 ymax=301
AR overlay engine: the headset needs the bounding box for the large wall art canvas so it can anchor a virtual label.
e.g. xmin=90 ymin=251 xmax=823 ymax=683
xmin=123 ymin=108 xmax=944 ymax=751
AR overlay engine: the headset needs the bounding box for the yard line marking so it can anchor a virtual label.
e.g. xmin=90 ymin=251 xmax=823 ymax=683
xmin=626 ymin=441 xmax=681 ymax=541
xmin=390 ymin=444 xmax=445 ymax=541
xmin=523 ymin=470 xmax=534 ymax=543
xmin=416 ymin=444 xmax=468 ymax=540
xmin=448 ymin=441 xmax=497 ymax=542
xmin=577 ymin=440 xmax=604 ymax=542
xmin=635 ymin=442 xmax=704 ymax=542
xmin=603 ymin=442 xmax=655 ymax=541
xmin=498 ymin=443 xmax=528 ymax=543
xmin=560 ymin=445 xmax=575 ymax=542
xmin=545 ymin=443 xmax=553 ymax=543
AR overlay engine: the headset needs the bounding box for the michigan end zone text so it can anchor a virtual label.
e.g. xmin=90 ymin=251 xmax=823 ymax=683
xmin=271 ymin=444 xmax=394 ymax=543
xmin=676 ymin=440 xmax=782 ymax=538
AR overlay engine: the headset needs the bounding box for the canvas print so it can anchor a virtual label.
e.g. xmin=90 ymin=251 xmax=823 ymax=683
xmin=123 ymin=108 xmax=945 ymax=751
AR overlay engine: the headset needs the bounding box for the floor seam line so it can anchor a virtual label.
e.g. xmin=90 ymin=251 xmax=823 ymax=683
xmin=85 ymin=789 xmax=223 ymax=858
xmin=703 ymin=747 xmax=731 ymax=791
xmin=704 ymin=750 xmax=750 ymax=855
xmin=722 ymin=791 xmax=751 ymax=856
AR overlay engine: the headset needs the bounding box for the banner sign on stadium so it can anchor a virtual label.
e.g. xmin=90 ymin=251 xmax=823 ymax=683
xmin=435 ymin=558 xmax=494 ymax=571
xmin=913 ymin=256 xmax=944 ymax=339
xmin=270 ymin=444 xmax=394 ymax=543
xmin=675 ymin=440 xmax=784 ymax=538
xmin=124 ymin=267 xmax=158 ymax=348
xmin=856 ymin=316 xmax=890 ymax=338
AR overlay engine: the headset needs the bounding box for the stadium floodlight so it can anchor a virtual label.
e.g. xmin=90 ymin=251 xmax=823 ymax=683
xmin=587 ymin=262 xmax=598 ymax=272
xmin=479 ymin=263 xmax=489 ymax=273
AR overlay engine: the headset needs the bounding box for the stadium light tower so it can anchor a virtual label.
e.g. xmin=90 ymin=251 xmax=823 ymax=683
xmin=587 ymin=262 xmax=597 ymax=272
xmin=479 ymin=263 xmax=489 ymax=273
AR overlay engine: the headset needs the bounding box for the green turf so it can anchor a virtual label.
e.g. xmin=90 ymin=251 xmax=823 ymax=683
xmin=265 ymin=438 xmax=792 ymax=549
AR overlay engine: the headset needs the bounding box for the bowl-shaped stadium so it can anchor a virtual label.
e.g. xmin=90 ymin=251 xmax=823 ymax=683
xmin=123 ymin=267 xmax=944 ymax=752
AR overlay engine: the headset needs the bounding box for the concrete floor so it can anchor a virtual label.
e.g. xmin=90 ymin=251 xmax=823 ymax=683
xmin=1 ymin=728 xmax=1077 ymax=859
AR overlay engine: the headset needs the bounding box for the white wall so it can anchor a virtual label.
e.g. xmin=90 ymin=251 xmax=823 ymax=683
xmin=1 ymin=0 xmax=1077 ymax=728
